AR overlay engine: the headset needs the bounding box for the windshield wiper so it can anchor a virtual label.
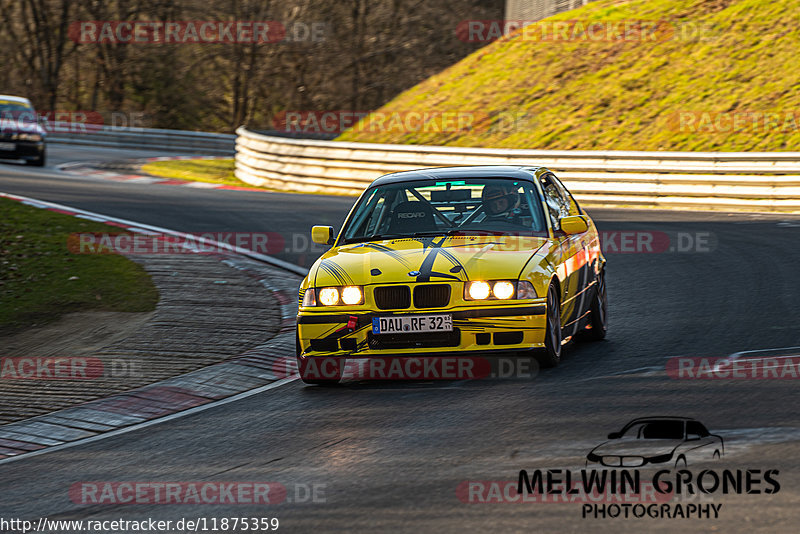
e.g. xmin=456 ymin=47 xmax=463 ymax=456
xmin=411 ymin=229 xmax=474 ymax=238
xmin=344 ymin=229 xmax=471 ymax=244
xmin=342 ymin=234 xmax=404 ymax=244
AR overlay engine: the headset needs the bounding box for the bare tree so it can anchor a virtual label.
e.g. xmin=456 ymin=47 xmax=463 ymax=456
xmin=0 ymin=0 xmax=80 ymax=110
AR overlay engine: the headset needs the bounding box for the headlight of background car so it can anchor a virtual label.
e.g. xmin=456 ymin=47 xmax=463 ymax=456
xmin=306 ymin=286 xmax=364 ymax=306
xmin=17 ymin=133 xmax=43 ymax=142
xmin=465 ymin=280 xmax=538 ymax=300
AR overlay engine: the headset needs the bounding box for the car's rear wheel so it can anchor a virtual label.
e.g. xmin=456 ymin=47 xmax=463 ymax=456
xmin=539 ymin=284 xmax=562 ymax=368
xmin=296 ymin=331 xmax=342 ymax=385
xmin=579 ymin=268 xmax=608 ymax=341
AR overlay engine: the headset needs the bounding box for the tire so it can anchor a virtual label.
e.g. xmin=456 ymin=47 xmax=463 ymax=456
xmin=538 ymin=283 xmax=563 ymax=368
xmin=580 ymin=268 xmax=608 ymax=341
xmin=675 ymin=456 xmax=687 ymax=468
xmin=296 ymin=331 xmax=341 ymax=385
xmin=25 ymin=150 xmax=45 ymax=167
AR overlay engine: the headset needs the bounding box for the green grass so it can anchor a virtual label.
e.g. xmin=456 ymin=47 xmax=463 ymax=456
xmin=339 ymin=0 xmax=800 ymax=151
xmin=0 ymin=198 xmax=159 ymax=335
xmin=141 ymin=159 xmax=239 ymax=186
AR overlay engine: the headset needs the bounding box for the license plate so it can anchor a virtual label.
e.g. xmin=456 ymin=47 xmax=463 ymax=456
xmin=0 ymin=142 xmax=15 ymax=151
xmin=372 ymin=314 xmax=453 ymax=334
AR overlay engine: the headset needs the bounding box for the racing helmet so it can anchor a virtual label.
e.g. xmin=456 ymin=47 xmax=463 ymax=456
xmin=481 ymin=183 xmax=520 ymax=217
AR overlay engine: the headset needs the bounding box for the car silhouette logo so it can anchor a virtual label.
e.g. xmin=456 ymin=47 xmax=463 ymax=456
xmin=586 ymin=416 xmax=724 ymax=468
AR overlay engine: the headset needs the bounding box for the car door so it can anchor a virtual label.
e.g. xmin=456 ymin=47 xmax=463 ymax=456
xmin=683 ymin=421 xmax=722 ymax=464
xmin=539 ymin=172 xmax=586 ymax=335
xmin=551 ymin=174 xmax=596 ymax=333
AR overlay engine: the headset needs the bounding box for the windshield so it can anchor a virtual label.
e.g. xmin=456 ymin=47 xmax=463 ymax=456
xmin=622 ymin=420 xmax=685 ymax=440
xmin=0 ymin=100 xmax=35 ymax=117
xmin=341 ymin=177 xmax=547 ymax=243
xmin=0 ymin=100 xmax=38 ymax=128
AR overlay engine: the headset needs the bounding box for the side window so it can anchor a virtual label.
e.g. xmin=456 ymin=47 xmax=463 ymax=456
xmin=686 ymin=421 xmax=709 ymax=439
xmin=539 ymin=173 xmax=570 ymax=231
xmin=552 ymin=175 xmax=581 ymax=216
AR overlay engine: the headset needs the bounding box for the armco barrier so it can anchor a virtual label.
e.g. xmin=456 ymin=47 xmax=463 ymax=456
xmin=49 ymin=125 xmax=235 ymax=155
xmin=235 ymin=126 xmax=800 ymax=212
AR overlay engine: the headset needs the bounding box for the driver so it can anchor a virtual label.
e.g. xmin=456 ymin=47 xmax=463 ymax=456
xmin=481 ymin=183 xmax=521 ymax=221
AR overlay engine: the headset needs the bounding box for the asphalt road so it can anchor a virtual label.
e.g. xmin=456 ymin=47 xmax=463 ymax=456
xmin=1 ymin=145 xmax=800 ymax=533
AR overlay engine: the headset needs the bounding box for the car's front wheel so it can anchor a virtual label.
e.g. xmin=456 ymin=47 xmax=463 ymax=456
xmin=539 ymin=283 xmax=562 ymax=368
xmin=25 ymin=154 xmax=45 ymax=167
xmin=25 ymin=149 xmax=46 ymax=167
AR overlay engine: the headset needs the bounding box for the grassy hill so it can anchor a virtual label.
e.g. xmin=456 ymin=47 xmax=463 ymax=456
xmin=338 ymin=0 xmax=800 ymax=151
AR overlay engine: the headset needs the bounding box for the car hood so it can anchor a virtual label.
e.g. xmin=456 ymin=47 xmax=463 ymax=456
xmin=590 ymin=439 xmax=682 ymax=458
xmin=312 ymin=235 xmax=548 ymax=286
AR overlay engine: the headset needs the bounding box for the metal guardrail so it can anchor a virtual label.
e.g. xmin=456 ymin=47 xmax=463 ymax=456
xmin=234 ymin=127 xmax=800 ymax=212
xmin=48 ymin=125 xmax=236 ymax=155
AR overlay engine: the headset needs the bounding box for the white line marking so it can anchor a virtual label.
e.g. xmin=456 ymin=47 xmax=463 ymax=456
xmin=579 ymin=345 xmax=800 ymax=381
xmin=713 ymin=345 xmax=800 ymax=372
xmin=0 ymin=377 xmax=297 ymax=466
xmin=576 ymin=365 xmax=664 ymax=382
xmin=0 ymin=192 xmax=308 ymax=276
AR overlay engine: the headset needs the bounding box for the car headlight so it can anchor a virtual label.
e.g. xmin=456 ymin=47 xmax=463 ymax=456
xmin=647 ymin=452 xmax=674 ymax=464
xmin=17 ymin=133 xmax=43 ymax=142
xmin=318 ymin=287 xmax=340 ymax=306
xmin=341 ymin=286 xmax=363 ymax=305
xmin=493 ymin=281 xmax=515 ymax=300
xmin=301 ymin=288 xmax=316 ymax=307
xmin=311 ymin=286 xmax=364 ymax=306
xmin=517 ymin=280 xmax=537 ymax=299
xmin=465 ymin=280 xmax=534 ymax=300
xmin=466 ymin=281 xmax=491 ymax=300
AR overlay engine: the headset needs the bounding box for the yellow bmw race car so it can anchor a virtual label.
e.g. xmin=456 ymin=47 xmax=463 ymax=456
xmin=296 ymin=166 xmax=607 ymax=383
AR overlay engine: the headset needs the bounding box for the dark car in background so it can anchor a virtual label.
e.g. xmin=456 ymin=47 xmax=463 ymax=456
xmin=0 ymin=95 xmax=46 ymax=167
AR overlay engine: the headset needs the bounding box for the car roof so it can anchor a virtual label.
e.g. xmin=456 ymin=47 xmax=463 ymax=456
xmin=369 ymin=165 xmax=544 ymax=187
xmin=0 ymin=95 xmax=33 ymax=105
xmin=624 ymin=416 xmax=698 ymax=425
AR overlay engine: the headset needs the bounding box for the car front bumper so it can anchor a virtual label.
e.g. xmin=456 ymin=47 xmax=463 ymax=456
xmin=296 ymin=301 xmax=547 ymax=359
xmin=0 ymin=139 xmax=45 ymax=161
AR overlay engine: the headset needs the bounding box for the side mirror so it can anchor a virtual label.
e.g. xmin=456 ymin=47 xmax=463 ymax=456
xmin=560 ymin=215 xmax=588 ymax=235
xmin=607 ymin=432 xmax=622 ymax=439
xmin=311 ymin=225 xmax=335 ymax=245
